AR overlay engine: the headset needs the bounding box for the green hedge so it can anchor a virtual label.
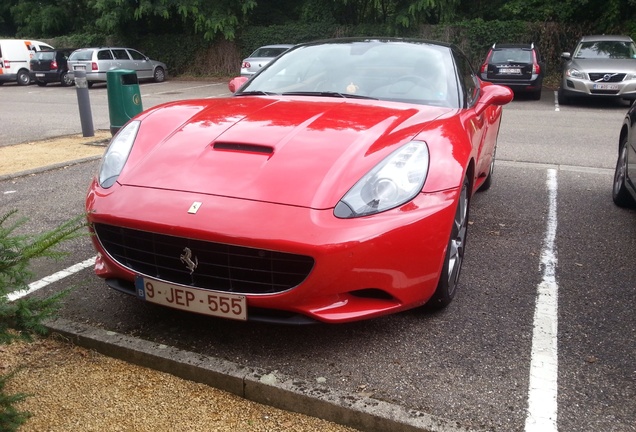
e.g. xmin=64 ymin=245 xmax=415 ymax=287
xmin=50 ymin=19 xmax=634 ymax=78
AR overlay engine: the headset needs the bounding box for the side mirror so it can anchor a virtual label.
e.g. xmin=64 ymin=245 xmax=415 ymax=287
xmin=561 ymin=52 xmax=571 ymax=60
xmin=475 ymin=84 xmax=513 ymax=115
xmin=228 ymin=77 xmax=248 ymax=93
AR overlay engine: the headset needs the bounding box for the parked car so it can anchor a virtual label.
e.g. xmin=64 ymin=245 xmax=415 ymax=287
xmin=479 ymin=43 xmax=544 ymax=100
xmin=0 ymin=39 xmax=54 ymax=85
xmin=612 ymin=101 xmax=636 ymax=208
xmin=30 ymin=48 xmax=76 ymax=86
xmin=67 ymin=47 xmax=167 ymax=87
xmin=86 ymin=38 xmax=512 ymax=324
xmin=558 ymin=35 xmax=636 ymax=105
xmin=240 ymin=44 xmax=293 ymax=77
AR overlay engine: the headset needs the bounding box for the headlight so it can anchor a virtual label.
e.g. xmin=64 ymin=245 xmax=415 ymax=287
xmin=334 ymin=141 xmax=429 ymax=218
xmin=566 ymin=68 xmax=585 ymax=79
xmin=98 ymin=121 xmax=140 ymax=188
xmin=626 ymin=73 xmax=636 ymax=80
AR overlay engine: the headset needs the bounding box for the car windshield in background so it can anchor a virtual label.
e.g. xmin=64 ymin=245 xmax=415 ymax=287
xmin=69 ymin=50 xmax=93 ymax=61
xmin=574 ymin=41 xmax=636 ymax=59
xmin=239 ymin=40 xmax=459 ymax=108
xmin=34 ymin=52 xmax=55 ymax=61
xmin=490 ymin=49 xmax=532 ymax=63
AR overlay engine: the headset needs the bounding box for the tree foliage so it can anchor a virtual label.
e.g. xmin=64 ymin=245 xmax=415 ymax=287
xmin=89 ymin=0 xmax=257 ymax=40
xmin=3 ymin=0 xmax=636 ymax=41
xmin=0 ymin=210 xmax=85 ymax=343
xmin=0 ymin=210 xmax=86 ymax=431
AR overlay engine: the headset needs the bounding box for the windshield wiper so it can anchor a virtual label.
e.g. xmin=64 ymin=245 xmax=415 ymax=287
xmin=282 ymin=91 xmax=377 ymax=100
xmin=235 ymin=90 xmax=279 ymax=96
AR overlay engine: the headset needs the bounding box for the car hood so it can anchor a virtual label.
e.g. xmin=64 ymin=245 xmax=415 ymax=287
xmin=569 ymin=58 xmax=636 ymax=73
xmin=118 ymin=97 xmax=453 ymax=209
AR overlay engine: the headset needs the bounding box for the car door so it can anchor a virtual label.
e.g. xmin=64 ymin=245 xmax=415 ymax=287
xmin=454 ymin=50 xmax=492 ymax=179
xmin=96 ymin=49 xmax=116 ymax=72
xmin=127 ymin=49 xmax=152 ymax=79
xmin=111 ymin=48 xmax=133 ymax=71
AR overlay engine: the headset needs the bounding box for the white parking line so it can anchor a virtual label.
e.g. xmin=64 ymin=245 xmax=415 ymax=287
xmin=7 ymin=256 xmax=96 ymax=302
xmin=525 ymin=169 xmax=559 ymax=432
xmin=554 ymin=90 xmax=560 ymax=112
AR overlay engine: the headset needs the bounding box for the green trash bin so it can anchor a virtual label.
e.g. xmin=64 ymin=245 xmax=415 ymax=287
xmin=107 ymin=69 xmax=143 ymax=135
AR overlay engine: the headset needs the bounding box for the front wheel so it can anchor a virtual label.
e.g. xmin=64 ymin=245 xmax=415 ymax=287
xmin=36 ymin=80 xmax=47 ymax=87
xmin=612 ymin=135 xmax=636 ymax=208
xmin=153 ymin=67 xmax=165 ymax=83
xmin=428 ymin=175 xmax=470 ymax=309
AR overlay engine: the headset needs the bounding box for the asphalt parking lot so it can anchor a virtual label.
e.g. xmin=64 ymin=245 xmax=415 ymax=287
xmin=1 ymin=81 xmax=635 ymax=432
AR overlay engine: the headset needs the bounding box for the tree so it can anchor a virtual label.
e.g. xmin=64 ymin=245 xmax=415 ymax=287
xmin=9 ymin=0 xmax=93 ymax=37
xmin=0 ymin=210 xmax=86 ymax=431
xmin=0 ymin=210 xmax=85 ymax=342
xmin=90 ymin=0 xmax=257 ymax=40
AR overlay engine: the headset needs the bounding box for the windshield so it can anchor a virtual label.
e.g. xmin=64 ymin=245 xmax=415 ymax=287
xmin=250 ymin=47 xmax=289 ymax=58
xmin=491 ymin=49 xmax=532 ymax=63
xmin=34 ymin=52 xmax=55 ymax=61
xmin=239 ymin=40 xmax=459 ymax=108
xmin=69 ymin=50 xmax=93 ymax=61
xmin=574 ymin=41 xmax=636 ymax=59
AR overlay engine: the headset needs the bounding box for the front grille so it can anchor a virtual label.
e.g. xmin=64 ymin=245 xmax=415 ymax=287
xmin=94 ymin=223 xmax=314 ymax=294
xmin=589 ymin=73 xmax=626 ymax=83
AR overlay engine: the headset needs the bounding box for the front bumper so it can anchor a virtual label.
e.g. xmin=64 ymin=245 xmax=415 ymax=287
xmin=86 ymin=181 xmax=458 ymax=323
xmin=562 ymin=77 xmax=636 ymax=99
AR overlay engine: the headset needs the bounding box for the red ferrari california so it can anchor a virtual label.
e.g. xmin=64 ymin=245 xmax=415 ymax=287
xmin=86 ymin=38 xmax=513 ymax=324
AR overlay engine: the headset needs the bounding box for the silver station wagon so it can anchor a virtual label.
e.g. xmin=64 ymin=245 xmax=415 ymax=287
xmin=67 ymin=47 xmax=167 ymax=87
xmin=558 ymin=35 xmax=636 ymax=104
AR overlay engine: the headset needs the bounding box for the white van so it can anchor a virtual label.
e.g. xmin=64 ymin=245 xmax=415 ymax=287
xmin=0 ymin=39 xmax=54 ymax=86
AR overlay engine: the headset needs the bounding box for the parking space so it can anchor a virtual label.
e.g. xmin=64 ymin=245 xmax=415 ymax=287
xmin=1 ymin=87 xmax=636 ymax=431
xmin=0 ymin=80 xmax=232 ymax=146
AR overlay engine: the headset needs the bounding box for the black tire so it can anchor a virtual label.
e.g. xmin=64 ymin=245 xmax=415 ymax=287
xmin=428 ymin=175 xmax=470 ymax=309
xmin=153 ymin=67 xmax=166 ymax=83
xmin=36 ymin=80 xmax=47 ymax=87
xmin=532 ymin=89 xmax=542 ymax=100
xmin=61 ymin=71 xmax=74 ymax=87
xmin=479 ymin=147 xmax=496 ymax=192
xmin=612 ymin=135 xmax=636 ymax=208
xmin=17 ymin=69 xmax=31 ymax=86
xmin=87 ymin=81 xmax=94 ymax=88
xmin=557 ymin=87 xmax=569 ymax=105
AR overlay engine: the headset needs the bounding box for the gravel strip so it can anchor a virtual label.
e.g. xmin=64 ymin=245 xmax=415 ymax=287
xmin=1 ymin=335 xmax=359 ymax=432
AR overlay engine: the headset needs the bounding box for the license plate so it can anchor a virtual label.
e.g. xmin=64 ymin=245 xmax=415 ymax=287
xmin=135 ymin=276 xmax=247 ymax=320
xmin=593 ymin=83 xmax=619 ymax=90
xmin=500 ymin=68 xmax=521 ymax=74
xmin=35 ymin=73 xmax=44 ymax=77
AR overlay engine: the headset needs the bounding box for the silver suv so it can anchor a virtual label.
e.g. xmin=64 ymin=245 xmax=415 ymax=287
xmin=558 ymin=35 xmax=636 ymax=104
xmin=67 ymin=47 xmax=167 ymax=87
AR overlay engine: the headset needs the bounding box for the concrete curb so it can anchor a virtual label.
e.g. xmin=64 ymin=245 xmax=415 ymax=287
xmin=45 ymin=317 xmax=482 ymax=432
